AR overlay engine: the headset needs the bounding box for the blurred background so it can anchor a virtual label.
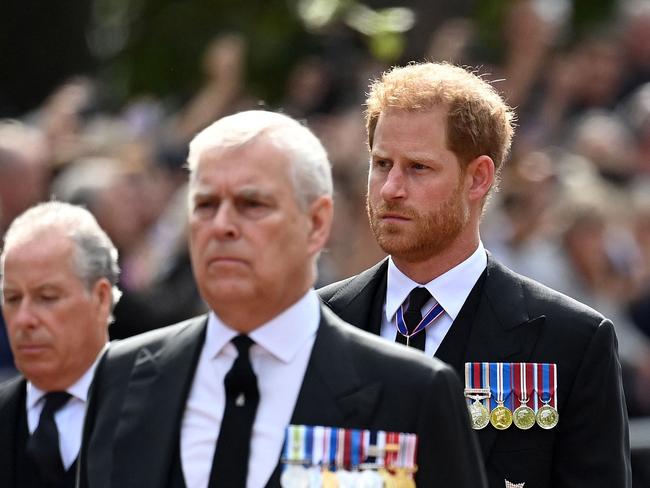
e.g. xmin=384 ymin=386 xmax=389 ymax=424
xmin=1 ymin=0 xmax=650 ymax=482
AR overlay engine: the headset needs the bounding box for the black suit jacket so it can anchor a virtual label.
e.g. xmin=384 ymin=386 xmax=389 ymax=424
xmin=318 ymin=255 xmax=632 ymax=488
xmin=0 ymin=376 xmax=77 ymax=488
xmin=78 ymin=306 xmax=486 ymax=488
xmin=0 ymin=376 xmax=25 ymax=487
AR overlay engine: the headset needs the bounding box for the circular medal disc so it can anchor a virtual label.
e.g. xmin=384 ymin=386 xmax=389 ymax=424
xmin=280 ymin=465 xmax=310 ymax=488
xmin=358 ymin=469 xmax=384 ymax=488
xmin=307 ymin=467 xmax=322 ymax=488
xmin=536 ymin=404 xmax=559 ymax=429
xmin=513 ymin=405 xmax=536 ymax=430
xmin=321 ymin=470 xmax=339 ymax=488
xmin=490 ymin=404 xmax=513 ymax=430
xmin=336 ymin=469 xmax=355 ymax=488
xmin=468 ymin=401 xmax=490 ymax=430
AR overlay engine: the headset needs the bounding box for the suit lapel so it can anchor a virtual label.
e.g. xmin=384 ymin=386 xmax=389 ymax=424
xmin=0 ymin=377 xmax=26 ymax=487
xmin=323 ymin=259 xmax=388 ymax=335
xmin=464 ymin=256 xmax=545 ymax=459
xmin=291 ymin=306 xmax=382 ymax=427
xmin=265 ymin=308 xmax=383 ymax=488
xmin=112 ymin=318 xmax=207 ymax=487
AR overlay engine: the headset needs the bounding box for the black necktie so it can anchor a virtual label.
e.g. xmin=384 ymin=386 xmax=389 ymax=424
xmin=395 ymin=287 xmax=432 ymax=351
xmin=26 ymin=391 xmax=71 ymax=486
xmin=209 ymin=335 xmax=259 ymax=487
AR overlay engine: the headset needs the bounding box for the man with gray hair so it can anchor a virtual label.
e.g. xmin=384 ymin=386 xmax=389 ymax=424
xmin=79 ymin=110 xmax=486 ymax=488
xmin=0 ymin=201 xmax=119 ymax=488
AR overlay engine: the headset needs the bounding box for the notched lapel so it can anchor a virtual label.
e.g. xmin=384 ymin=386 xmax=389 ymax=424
xmin=112 ymin=319 xmax=207 ymax=487
xmin=291 ymin=309 xmax=383 ymax=428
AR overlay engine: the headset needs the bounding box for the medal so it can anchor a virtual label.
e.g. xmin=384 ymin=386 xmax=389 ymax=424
xmin=307 ymin=466 xmax=322 ymax=488
xmin=535 ymin=363 xmax=559 ymax=429
xmin=322 ymin=469 xmax=339 ymax=488
xmin=489 ymin=362 xmax=513 ymax=430
xmin=512 ymin=363 xmax=536 ymax=430
xmin=357 ymin=469 xmax=384 ymax=488
xmin=536 ymin=403 xmax=559 ymax=429
xmin=393 ymin=467 xmax=417 ymax=488
xmin=280 ymin=465 xmax=310 ymax=488
xmin=378 ymin=468 xmax=398 ymax=488
xmin=469 ymin=398 xmax=491 ymax=429
xmin=465 ymin=363 xmax=492 ymax=430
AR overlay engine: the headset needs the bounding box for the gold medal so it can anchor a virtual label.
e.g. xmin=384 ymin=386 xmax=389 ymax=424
xmin=536 ymin=404 xmax=559 ymax=429
xmin=378 ymin=468 xmax=398 ymax=488
xmin=468 ymin=399 xmax=490 ymax=430
xmin=393 ymin=468 xmax=416 ymax=488
xmin=490 ymin=404 xmax=513 ymax=430
xmin=322 ymin=469 xmax=339 ymax=488
xmin=512 ymin=404 xmax=536 ymax=430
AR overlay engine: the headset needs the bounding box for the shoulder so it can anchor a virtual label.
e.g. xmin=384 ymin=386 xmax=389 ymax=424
xmin=321 ymin=307 xmax=456 ymax=384
xmin=488 ymin=257 xmax=607 ymax=326
xmin=106 ymin=315 xmax=207 ymax=361
xmin=0 ymin=376 xmax=25 ymax=407
xmin=318 ymin=259 xmax=388 ymax=304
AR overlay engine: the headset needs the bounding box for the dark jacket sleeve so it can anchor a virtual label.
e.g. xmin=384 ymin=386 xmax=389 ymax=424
xmin=551 ymin=319 xmax=631 ymax=487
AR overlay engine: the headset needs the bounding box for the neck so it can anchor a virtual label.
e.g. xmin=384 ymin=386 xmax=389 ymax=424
xmin=212 ymin=287 xmax=311 ymax=333
xmin=392 ymin=231 xmax=480 ymax=284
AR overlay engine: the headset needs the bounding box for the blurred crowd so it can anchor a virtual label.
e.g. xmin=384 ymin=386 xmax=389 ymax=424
xmin=1 ymin=0 xmax=650 ymax=427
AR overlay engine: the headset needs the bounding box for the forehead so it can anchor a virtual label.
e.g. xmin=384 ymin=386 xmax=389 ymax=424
xmin=372 ymin=107 xmax=450 ymax=157
xmin=2 ymin=231 xmax=78 ymax=286
xmin=191 ymin=139 xmax=294 ymax=194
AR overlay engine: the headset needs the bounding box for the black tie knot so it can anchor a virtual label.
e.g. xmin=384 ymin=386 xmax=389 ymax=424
xmin=42 ymin=392 xmax=72 ymax=416
xmin=231 ymin=334 xmax=254 ymax=355
xmin=407 ymin=287 xmax=432 ymax=313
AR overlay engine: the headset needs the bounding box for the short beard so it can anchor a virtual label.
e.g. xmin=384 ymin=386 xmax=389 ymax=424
xmin=367 ymin=182 xmax=469 ymax=262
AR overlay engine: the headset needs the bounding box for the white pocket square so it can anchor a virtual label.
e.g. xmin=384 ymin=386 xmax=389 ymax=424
xmin=505 ymin=481 xmax=525 ymax=488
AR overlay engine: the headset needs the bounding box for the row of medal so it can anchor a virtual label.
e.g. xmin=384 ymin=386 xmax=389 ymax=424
xmin=464 ymin=362 xmax=559 ymax=431
xmin=280 ymin=425 xmax=418 ymax=488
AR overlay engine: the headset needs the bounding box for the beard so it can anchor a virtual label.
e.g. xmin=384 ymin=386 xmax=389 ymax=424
xmin=367 ymin=181 xmax=469 ymax=262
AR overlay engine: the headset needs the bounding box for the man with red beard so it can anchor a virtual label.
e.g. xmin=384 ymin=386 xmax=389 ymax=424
xmin=319 ymin=62 xmax=631 ymax=488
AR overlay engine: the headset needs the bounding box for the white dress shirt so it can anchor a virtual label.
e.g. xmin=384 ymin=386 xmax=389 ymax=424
xmin=381 ymin=242 xmax=487 ymax=356
xmin=180 ymin=289 xmax=320 ymax=488
xmin=26 ymin=345 xmax=107 ymax=469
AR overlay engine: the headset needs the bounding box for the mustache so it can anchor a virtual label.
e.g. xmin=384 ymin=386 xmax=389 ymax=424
xmin=369 ymin=201 xmax=418 ymax=218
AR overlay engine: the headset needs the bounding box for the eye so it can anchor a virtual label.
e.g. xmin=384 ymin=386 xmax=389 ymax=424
xmin=372 ymin=159 xmax=391 ymax=171
xmin=411 ymin=162 xmax=429 ymax=171
xmin=236 ymin=198 xmax=271 ymax=218
xmin=193 ymin=198 xmax=219 ymax=217
xmin=2 ymin=294 xmax=21 ymax=305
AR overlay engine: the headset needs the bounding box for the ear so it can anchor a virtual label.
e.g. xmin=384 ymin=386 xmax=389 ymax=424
xmin=306 ymin=195 xmax=334 ymax=257
xmin=464 ymin=155 xmax=495 ymax=203
xmin=92 ymin=278 xmax=113 ymax=325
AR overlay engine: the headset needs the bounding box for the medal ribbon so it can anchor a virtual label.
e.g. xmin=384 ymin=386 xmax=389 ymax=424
xmin=489 ymin=363 xmax=512 ymax=409
xmin=385 ymin=431 xmax=399 ymax=469
xmin=351 ymin=429 xmax=361 ymax=468
xmin=396 ymin=301 xmax=444 ymax=337
xmin=512 ymin=363 xmax=535 ymax=409
xmin=312 ymin=426 xmax=324 ymax=467
xmin=536 ymin=363 xmax=558 ymax=408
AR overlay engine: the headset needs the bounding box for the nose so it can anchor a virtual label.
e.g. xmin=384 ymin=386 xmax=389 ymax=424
xmin=6 ymin=299 xmax=38 ymax=330
xmin=211 ymin=201 xmax=240 ymax=240
xmin=379 ymin=166 xmax=406 ymax=201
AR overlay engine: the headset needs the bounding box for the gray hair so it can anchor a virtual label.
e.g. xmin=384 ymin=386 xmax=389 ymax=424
xmin=187 ymin=110 xmax=333 ymax=208
xmin=1 ymin=201 xmax=122 ymax=314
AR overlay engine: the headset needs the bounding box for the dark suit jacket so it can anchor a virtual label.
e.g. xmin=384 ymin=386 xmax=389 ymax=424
xmin=0 ymin=376 xmax=77 ymax=488
xmin=319 ymin=256 xmax=632 ymax=488
xmin=78 ymin=306 xmax=486 ymax=488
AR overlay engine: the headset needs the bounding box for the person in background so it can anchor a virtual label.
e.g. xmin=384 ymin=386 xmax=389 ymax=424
xmin=0 ymin=201 xmax=120 ymax=487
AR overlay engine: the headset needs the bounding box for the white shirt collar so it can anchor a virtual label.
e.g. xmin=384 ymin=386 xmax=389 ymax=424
xmin=26 ymin=343 xmax=109 ymax=410
xmin=204 ymin=288 xmax=321 ymax=364
xmin=386 ymin=242 xmax=487 ymax=322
